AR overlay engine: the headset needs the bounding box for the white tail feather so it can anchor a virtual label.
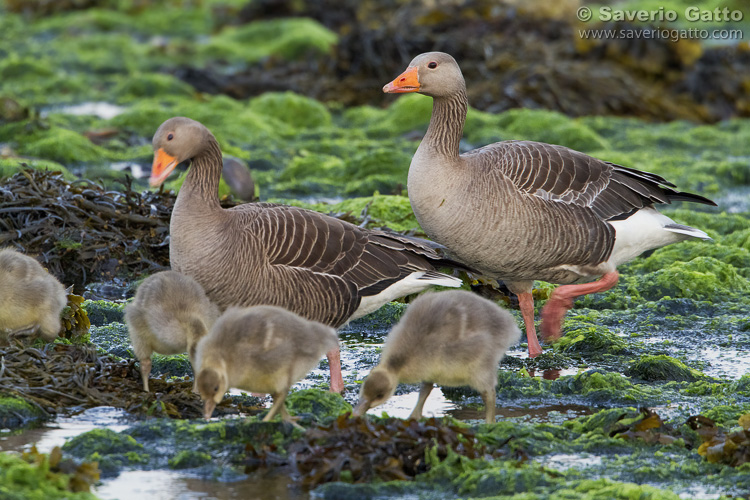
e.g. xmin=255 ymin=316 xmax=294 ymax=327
xmin=351 ymin=271 xmax=462 ymax=321
xmin=663 ymin=224 xmax=711 ymax=240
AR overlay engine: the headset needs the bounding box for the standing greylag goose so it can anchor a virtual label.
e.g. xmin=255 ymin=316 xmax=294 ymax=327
xmin=0 ymin=248 xmax=67 ymax=342
xmin=195 ymin=305 xmax=339 ymax=423
xmin=149 ymin=117 xmax=465 ymax=393
xmin=383 ymin=52 xmax=716 ymax=357
xmin=124 ymin=270 xmax=220 ymax=392
xmin=353 ymin=290 xmax=520 ymax=423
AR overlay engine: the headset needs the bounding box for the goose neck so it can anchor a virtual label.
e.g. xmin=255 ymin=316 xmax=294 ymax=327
xmin=177 ymin=138 xmax=223 ymax=211
xmin=421 ymin=89 xmax=468 ymax=160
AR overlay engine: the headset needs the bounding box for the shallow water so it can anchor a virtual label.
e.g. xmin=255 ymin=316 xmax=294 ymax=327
xmin=95 ymin=470 xmax=308 ymax=500
xmin=0 ymin=406 xmax=131 ymax=454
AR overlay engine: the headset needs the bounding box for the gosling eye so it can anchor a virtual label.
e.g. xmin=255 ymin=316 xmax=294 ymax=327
xmin=427 ymin=61 xmax=438 ymax=69
xmin=167 ymin=133 xmax=174 ymax=141
xmin=214 ymin=385 xmax=219 ymax=392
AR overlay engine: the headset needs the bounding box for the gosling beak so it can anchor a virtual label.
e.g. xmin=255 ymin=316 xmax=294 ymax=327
xmin=203 ymin=400 xmax=216 ymax=420
xmin=351 ymin=399 xmax=370 ymax=417
xmin=383 ymin=66 xmax=420 ymax=94
xmin=150 ymin=148 xmax=178 ymax=187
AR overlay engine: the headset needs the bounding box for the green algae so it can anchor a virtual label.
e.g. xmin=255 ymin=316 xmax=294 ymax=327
xmin=555 ymin=321 xmax=628 ymax=356
xmin=0 ymin=449 xmax=98 ymax=500
xmin=286 ymin=389 xmax=352 ymax=420
xmin=88 ymin=322 xmax=132 ymax=359
xmin=625 ymin=355 xmax=704 ymax=382
xmin=0 ymin=157 xmax=73 ymax=180
xmin=82 ymin=300 xmax=125 ymax=326
xmin=248 ymin=92 xmax=332 ymax=129
xmin=199 ymin=18 xmax=337 ymax=64
xmin=349 ymin=302 xmax=408 ymax=330
xmin=167 ymin=450 xmax=212 ymax=470
xmin=21 ymin=127 xmax=113 ymax=164
xmin=150 ymin=353 xmax=193 ymax=378
xmin=494 ymin=108 xmax=610 ymax=151
xmin=63 ymin=428 xmax=144 ymax=457
xmin=301 ymin=194 xmax=421 ymax=232
xmin=112 ymin=73 xmax=195 ymax=102
xmin=0 ymin=396 xmax=48 ymax=429
xmin=633 ymin=256 xmax=749 ymax=302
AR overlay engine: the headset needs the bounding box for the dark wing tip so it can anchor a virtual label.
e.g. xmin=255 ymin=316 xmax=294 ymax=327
xmin=667 ymin=191 xmax=717 ymax=206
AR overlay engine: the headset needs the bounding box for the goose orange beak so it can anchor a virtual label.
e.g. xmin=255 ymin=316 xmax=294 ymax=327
xmin=150 ymin=148 xmax=178 ymax=187
xmin=383 ymin=66 xmax=420 ymax=93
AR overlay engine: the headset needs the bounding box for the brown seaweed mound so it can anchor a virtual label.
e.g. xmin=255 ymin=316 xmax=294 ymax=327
xmin=0 ymin=169 xmax=174 ymax=290
xmin=0 ymin=343 xmax=246 ymax=419
xmin=245 ymin=413 xmax=510 ymax=486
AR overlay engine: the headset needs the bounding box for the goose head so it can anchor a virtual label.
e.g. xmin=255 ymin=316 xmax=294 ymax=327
xmin=383 ymin=52 xmax=465 ymax=98
xmin=352 ymin=367 xmax=398 ymax=416
xmin=150 ymin=117 xmax=212 ymax=187
xmin=196 ymin=364 xmax=228 ymax=419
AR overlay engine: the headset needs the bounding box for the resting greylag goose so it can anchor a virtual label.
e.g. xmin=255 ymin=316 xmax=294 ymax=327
xmin=384 ymin=52 xmax=716 ymax=357
xmin=149 ymin=117 xmax=464 ymax=393
xmin=195 ymin=305 xmax=339 ymax=423
xmin=0 ymin=248 xmax=67 ymax=342
xmin=124 ymin=270 xmax=220 ymax=392
xmin=353 ymin=290 xmax=520 ymax=423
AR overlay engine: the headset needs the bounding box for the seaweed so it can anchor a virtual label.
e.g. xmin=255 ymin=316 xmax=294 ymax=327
xmin=0 ymin=343 xmax=249 ymax=420
xmin=0 ymin=169 xmax=177 ymax=290
xmin=244 ymin=414 xmax=510 ymax=487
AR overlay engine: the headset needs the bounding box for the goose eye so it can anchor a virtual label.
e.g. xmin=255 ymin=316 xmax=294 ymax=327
xmin=428 ymin=62 xmax=438 ymax=69
xmin=167 ymin=133 xmax=174 ymax=141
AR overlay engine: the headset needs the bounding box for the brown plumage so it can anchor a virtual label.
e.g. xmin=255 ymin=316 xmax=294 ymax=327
xmin=353 ymin=290 xmax=520 ymax=423
xmin=384 ymin=52 xmax=715 ymax=357
xmin=0 ymin=248 xmax=67 ymax=342
xmin=149 ymin=117 xmax=465 ymax=392
xmin=194 ymin=305 xmax=339 ymax=423
xmin=124 ymin=270 xmax=220 ymax=392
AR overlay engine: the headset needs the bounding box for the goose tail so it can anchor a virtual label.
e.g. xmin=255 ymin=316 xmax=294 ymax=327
xmin=663 ymin=223 xmax=712 ymax=240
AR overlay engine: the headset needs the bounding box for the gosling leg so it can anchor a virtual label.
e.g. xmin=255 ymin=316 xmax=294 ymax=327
xmin=409 ymin=382 xmax=433 ymax=420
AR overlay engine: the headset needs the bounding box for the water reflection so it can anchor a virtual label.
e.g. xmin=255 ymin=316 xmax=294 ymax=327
xmin=96 ymin=470 xmax=309 ymax=500
xmin=0 ymin=406 xmax=130 ymax=454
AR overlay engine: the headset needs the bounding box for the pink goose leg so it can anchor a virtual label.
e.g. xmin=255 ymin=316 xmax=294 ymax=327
xmin=540 ymin=271 xmax=620 ymax=341
xmin=517 ymin=292 xmax=543 ymax=358
xmin=327 ymin=347 xmax=345 ymax=394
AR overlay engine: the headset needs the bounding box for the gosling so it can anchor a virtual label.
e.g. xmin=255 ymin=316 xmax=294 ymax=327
xmin=195 ymin=305 xmax=339 ymax=424
xmin=125 ymin=270 xmax=220 ymax=392
xmin=0 ymin=248 xmax=67 ymax=343
xmin=353 ymin=290 xmax=521 ymax=423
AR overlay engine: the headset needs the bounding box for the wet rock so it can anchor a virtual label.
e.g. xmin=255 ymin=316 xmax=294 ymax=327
xmin=62 ymin=428 xmax=148 ymax=476
xmin=0 ymin=395 xmax=49 ymax=428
